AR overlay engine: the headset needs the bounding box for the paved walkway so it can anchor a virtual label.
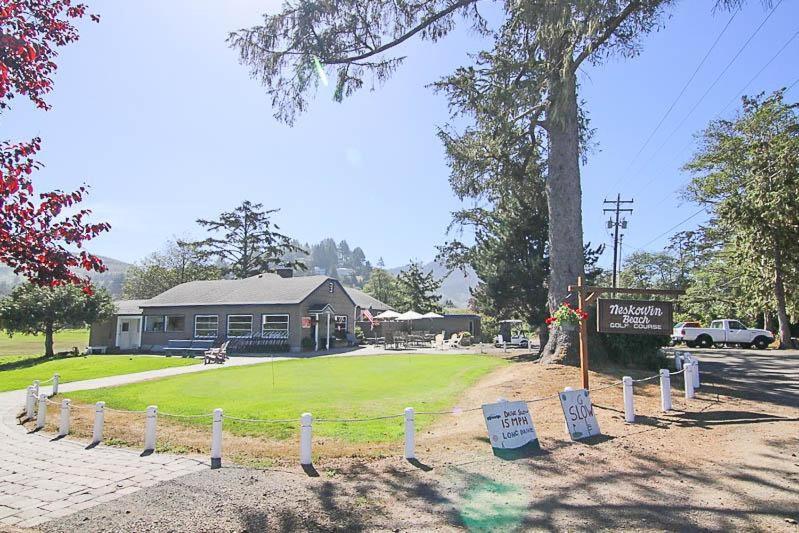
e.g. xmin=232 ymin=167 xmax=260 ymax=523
xmin=0 ymin=356 xmax=278 ymax=529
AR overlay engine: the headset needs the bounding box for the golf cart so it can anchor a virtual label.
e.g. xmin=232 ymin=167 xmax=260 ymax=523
xmin=494 ymin=320 xmax=530 ymax=348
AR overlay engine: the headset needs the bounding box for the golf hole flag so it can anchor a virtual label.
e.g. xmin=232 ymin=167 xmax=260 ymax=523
xmin=482 ymin=400 xmax=540 ymax=459
xmin=559 ymin=389 xmax=601 ymax=440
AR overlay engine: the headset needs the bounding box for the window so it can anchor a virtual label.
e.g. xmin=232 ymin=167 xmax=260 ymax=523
xmin=227 ymin=315 xmax=253 ymax=338
xmin=710 ymin=321 xmax=722 ymax=329
xmin=194 ymin=315 xmax=219 ymax=338
xmin=144 ymin=315 xmax=166 ymax=332
xmin=728 ymin=321 xmax=746 ymax=330
xmin=166 ymin=315 xmax=185 ymax=332
xmin=334 ymin=315 xmax=348 ymax=339
xmin=262 ymin=314 xmax=289 ymax=339
xmin=121 ymin=322 xmax=129 ymax=333
xmin=328 ymin=281 xmax=335 ymax=293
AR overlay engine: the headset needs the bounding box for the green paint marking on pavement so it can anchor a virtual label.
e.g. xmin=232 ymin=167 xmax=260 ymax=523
xmin=459 ymin=477 xmax=527 ymax=532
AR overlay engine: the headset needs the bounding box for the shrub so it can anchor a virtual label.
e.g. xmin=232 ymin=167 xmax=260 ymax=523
xmin=599 ymin=333 xmax=670 ymax=370
xmin=459 ymin=331 xmax=472 ymax=346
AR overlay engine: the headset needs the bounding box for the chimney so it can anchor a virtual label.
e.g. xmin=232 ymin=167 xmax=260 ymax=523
xmin=276 ymin=268 xmax=294 ymax=279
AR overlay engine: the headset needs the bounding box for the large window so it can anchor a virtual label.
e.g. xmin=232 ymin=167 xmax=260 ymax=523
xmin=194 ymin=315 xmax=219 ymax=338
xmin=144 ymin=315 xmax=165 ymax=333
xmin=227 ymin=315 xmax=253 ymax=338
xmin=334 ymin=315 xmax=348 ymax=339
xmin=262 ymin=314 xmax=289 ymax=339
xmin=166 ymin=315 xmax=185 ymax=332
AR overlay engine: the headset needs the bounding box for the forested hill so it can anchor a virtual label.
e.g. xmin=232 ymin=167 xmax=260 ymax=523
xmin=0 ymin=256 xmax=132 ymax=297
xmin=389 ymin=261 xmax=478 ymax=309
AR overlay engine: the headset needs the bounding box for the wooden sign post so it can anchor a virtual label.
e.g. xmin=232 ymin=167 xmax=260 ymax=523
xmin=568 ymin=277 xmax=684 ymax=390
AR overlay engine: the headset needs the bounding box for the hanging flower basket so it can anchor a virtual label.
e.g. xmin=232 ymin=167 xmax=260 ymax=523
xmin=545 ymin=303 xmax=589 ymax=330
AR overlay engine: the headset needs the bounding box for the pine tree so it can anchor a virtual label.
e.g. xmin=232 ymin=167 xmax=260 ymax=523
xmin=395 ymin=262 xmax=443 ymax=313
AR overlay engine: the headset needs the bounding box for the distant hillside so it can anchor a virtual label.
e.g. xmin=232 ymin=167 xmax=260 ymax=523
xmin=389 ymin=261 xmax=478 ymax=309
xmin=0 ymin=256 xmax=132 ymax=298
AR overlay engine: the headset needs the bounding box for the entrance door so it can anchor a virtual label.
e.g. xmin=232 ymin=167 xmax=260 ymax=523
xmin=117 ymin=318 xmax=141 ymax=350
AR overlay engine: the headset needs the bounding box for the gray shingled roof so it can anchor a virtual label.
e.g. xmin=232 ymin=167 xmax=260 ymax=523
xmin=114 ymin=300 xmax=145 ymax=315
xmin=141 ymin=275 xmax=334 ymax=307
xmin=345 ymin=287 xmax=393 ymax=311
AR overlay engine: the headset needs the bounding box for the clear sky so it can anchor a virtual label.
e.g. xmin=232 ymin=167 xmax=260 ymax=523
xmin=4 ymin=0 xmax=798 ymax=269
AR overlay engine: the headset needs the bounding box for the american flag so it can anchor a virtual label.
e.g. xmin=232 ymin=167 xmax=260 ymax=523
xmin=362 ymin=309 xmax=376 ymax=326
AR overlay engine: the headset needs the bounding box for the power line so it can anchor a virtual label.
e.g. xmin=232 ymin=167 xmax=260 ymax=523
xmin=617 ymin=9 xmax=739 ymax=180
xmin=632 ymin=27 xmax=799 ymax=198
xmin=627 ymin=207 xmax=706 ymax=253
xmin=630 ymin=0 xmax=785 ymax=179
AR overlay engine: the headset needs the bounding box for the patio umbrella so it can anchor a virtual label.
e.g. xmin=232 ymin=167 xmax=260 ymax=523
xmin=374 ymin=310 xmax=401 ymax=320
xmin=421 ymin=312 xmax=444 ymax=318
xmin=397 ymin=311 xmax=425 ymax=320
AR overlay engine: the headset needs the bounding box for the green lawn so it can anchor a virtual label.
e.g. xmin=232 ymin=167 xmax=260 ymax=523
xmin=69 ymin=354 xmax=505 ymax=443
xmin=0 ymin=355 xmax=200 ymax=393
xmin=0 ymin=328 xmax=89 ymax=363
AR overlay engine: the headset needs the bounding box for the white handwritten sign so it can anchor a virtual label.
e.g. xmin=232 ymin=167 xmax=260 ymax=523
xmin=482 ymin=400 xmax=540 ymax=458
xmin=559 ymin=389 xmax=601 ymax=440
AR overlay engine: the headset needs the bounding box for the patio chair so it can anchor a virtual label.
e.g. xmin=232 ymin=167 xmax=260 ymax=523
xmin=442 ymin=333 xmax=463 ymax=350
xmin=203 ymin=341 xmax=230 ymax=365
xmin=433 ymin=333 xmax=444 ymax=350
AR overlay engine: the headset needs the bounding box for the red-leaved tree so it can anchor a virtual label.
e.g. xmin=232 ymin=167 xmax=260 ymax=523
xmin=0 ymin=0 xmax=107 ymax=292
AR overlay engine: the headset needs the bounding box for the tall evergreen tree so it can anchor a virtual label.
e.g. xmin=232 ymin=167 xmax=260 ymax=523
xmin=395 ymin=262 xmax=443 ymax=313
xmin=362 ymin=268 xmax=398 ymax=308
xmin=684 ymin=91 xmax=799 ymax=347
xmin=189 ymin=201 xmax=306 ymax=279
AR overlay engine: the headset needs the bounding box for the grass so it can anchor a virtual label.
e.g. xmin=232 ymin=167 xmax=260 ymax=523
xmin=68 ymin=354 xmax=505 ymax=443
xmin=0 ymin=328 xmax=89 ymax=363
xmin=0 ymin=355 xmax=200 ymax=393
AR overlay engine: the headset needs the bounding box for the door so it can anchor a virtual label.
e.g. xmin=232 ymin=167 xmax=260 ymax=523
xmin=726 ymin=320 xmax=749 ymax=344
xmin=117 ymin=318 xmax=141 ymax=350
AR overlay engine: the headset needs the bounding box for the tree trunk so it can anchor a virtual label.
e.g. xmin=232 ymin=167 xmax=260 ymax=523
xmin=773 ymin=248 xmax=792 ymax=349
xmin=537 ymin=323 xmax=549 ymax=356
xmin=540 ymin=69 xmax=584 ymax=365
xmin=44 ymin=321 xmax=54 ymax=357
xmin=763 ymin=311 xmax=773 ymax=333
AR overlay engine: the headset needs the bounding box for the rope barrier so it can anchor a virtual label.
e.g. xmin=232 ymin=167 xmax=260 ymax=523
xmin=223 ymin=415 xmax=296 ymax=423
xmin=670 ymin=368 xmax=687 ymax=375
xmin=632 ymin=375 xmax=660 ymax=383
xmin=315 ymin=414 xmax=405 ymax=423
xmin=159 ymin=412 xmax=215 ymax=419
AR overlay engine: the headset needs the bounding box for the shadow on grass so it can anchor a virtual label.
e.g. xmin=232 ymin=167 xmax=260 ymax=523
xmin=0 ymin=352 xmax=86 ymax=372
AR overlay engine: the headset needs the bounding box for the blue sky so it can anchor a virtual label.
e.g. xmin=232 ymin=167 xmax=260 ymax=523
xmin=4 ymin=0 xmax=798 ymax=270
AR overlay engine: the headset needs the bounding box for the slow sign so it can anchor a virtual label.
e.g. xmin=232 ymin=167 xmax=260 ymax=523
xmin=481 ymin=400 xmax=540 ymax=459
xmin=559 ymin=389 xmax=601 ymax=441
xmin=597 ymin=298 xmax=673 ymax=336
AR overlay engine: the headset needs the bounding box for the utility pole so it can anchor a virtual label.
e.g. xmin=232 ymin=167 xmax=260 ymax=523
xmin=603 ymin=194 xmax=634 ymax=290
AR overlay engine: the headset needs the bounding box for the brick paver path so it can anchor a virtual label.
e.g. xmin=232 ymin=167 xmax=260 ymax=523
xmin=0 ymin=356 xmax=278 ymax=529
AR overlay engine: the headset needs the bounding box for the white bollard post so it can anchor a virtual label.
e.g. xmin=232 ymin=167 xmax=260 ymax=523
xmin=59 ymin=399 xmax=71 ymax=437
xmin=684 ymin=362 xmax=695 ymax=399
xmin=144 ymin=405 xmax=158 ymax=454
xmin=25 ymin=386 xmax=35 ymax=419
xmin=622 ymin=376 xmax=635 ymax=423
xmin=300 ymin=413 xmax=313 ymax=466
xmin=36 ymin=393 xmax=47 ymax=430
xmin=692 ymin=359 xmax=700 ymax=389
xmin=404 ymin=407 xmax=415 ymax=460
xmin=660 ymin=369 xmax=672 ymax=412
xmin=675 ymin=353 xmax=683 ymax=370
xmin=32 ymin=380 xmax=40 ymax=398
xmin=210 ymin=408 xmax=223 ymax=469
xmin=92 ymin=401 xmax=105 ymax=444
xmin=52 ymin=373 xmax=59 ymax=396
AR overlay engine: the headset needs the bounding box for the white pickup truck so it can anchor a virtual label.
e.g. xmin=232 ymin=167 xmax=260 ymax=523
xmin=680 ymin=319 xmax=774 ymax=349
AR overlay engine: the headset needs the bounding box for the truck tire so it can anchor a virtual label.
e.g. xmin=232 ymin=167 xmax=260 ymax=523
xmin=752 ymin=336 xmax=769 ymax=350
xmin=697 ymin=335 xmax=713 ymax=349
xmin=685 ymin=341 xmax=697 ymax=348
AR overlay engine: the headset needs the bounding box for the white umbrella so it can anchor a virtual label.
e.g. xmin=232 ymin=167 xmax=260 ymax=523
xmin=421 ymin=312 xmax=444 ymax=318
xmin=374 ymin=310 xmax=401 ymax=320
xmin=397 ymin=311 xmax=425 ymax=320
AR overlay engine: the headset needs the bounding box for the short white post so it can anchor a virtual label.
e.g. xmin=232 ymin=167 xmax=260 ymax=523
xmin=684 ymin=362 xmax=695 ymax=399
xmin=675 ymin=352 xmax=683 ymax=370
xmin=25 ymin=386 xmax=35 ymax=419
xmin=210 ymin=408 xmax=223 ymax=469
xmin=52 ymin=373 xmax=59 ymax=396
xmin=300 ymin=412 xmax=313 ymax=465
xmin=404 ymin=407 xmax=415 ymax=460
xmin=144 ymin=405 xmax=158 ymax=454
xmin=692 ymin=359 xmax=700 ymax=389
xmin=32 ymin=380 xmax=40 ymax=398
xmin=91 ymin=401 xmax=105 ymax=444
xmin=59 ymin=399 xmax=71 ymax=437
xmin=659 ymin=369 xmax=672 ymax=412
xmin=36 ymin=393 xmax=47 ymax=430
xmin=622 ymin=376 xmax=635 ymax=423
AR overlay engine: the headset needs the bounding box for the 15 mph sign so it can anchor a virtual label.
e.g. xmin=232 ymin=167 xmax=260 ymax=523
xmin=597 ymin=298 xmax=673 ymax=336
xmin=482 ymin=400 xmax=540 ymax=459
